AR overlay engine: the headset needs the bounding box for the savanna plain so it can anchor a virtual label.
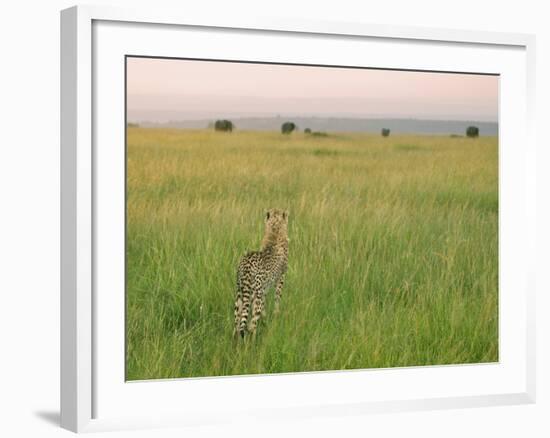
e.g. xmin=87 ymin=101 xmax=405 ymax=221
xmin=126 ymin=127 xmax=498 ymax=380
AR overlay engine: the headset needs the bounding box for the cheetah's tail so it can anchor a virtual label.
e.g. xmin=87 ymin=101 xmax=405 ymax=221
xmin=235 ymin=282 xmax=252 ymax=339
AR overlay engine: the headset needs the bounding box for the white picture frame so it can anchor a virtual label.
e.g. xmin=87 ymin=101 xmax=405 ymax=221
xmin=60 ymin=4 xmax=536 ymax=433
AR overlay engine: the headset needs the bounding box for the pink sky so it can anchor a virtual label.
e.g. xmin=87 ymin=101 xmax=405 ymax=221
xmin=126 ymin=57 xmax=498 ymax=122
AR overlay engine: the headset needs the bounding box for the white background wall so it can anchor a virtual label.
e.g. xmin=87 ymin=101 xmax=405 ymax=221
xmin=0 ymin=1 xmax=547 ymax=437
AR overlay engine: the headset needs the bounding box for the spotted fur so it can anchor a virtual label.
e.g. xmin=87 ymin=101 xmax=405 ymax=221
xmin=234 ymin=208 xmax=289 ymax=338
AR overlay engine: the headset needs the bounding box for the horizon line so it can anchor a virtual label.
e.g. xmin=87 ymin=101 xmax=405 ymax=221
xmin=128 ymin=116 xmax=499 ymax=124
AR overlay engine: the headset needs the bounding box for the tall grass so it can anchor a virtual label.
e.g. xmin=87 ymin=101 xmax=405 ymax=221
xmin=126 ymin=128 xmax=498 ymax=380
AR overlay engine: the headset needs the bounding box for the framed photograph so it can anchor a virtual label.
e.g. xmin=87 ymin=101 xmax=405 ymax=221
xmin=61 ymin=5 xmax=536 ymax=433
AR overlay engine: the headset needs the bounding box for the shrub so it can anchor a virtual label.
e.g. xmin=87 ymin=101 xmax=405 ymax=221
xmin=214 ymin=120 xmax=234 ymax=132
xmin=466 ymin=126 xmax=479 ymax=138
xmin=311 ymin=131 xmax=328 ymax=137
xmin=281 ymin=122 xmax=297 ymax=134
xmin=304 ymin=128 xmax=312 ymax=134
xmin=127 ymin=122 xmax=139 ymax=128
xmin=381 ymin=128 xmax=390 ymax=137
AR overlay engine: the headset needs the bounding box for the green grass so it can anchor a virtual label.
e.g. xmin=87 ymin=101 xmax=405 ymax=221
xmin=126 ymin=128 xmax=498 ymax=380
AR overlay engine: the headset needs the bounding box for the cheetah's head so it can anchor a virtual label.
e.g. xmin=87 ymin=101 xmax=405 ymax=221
xmin=265 ymin=208 xmax=289 ymax=233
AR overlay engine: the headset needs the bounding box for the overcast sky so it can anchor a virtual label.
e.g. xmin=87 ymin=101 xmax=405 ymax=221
xmin=126 ymin=57 xmax=498 ymax=122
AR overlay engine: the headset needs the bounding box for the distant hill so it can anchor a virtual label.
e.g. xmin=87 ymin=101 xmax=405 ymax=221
xmin=134 ymin=117 xmax=498 ymax=136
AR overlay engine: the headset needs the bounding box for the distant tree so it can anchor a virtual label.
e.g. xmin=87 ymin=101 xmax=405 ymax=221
xmin=466 ymin=126 xmax=479 ymax=138
xmin=304 ymin=128 xmax=312 ymax=134
xmin=311 ymin=131 xmax=328 ymax=137
xmin=127 ymin=122 xmax=139 ymax=128
xmin=381 ymin=128 xmax=390 ymax=137
xmin=281 ymin=122 xmax=297 ymax=134
xmin=214 ymin=119 xmax=234 ymax=132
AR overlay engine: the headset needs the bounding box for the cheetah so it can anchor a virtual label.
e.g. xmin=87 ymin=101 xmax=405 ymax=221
xmin=234 ymin=208 xmax=289 ymax=338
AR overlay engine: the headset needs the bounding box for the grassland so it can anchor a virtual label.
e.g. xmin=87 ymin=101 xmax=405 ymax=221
xmin=126 ymin=127 xmax=498 ymax=380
